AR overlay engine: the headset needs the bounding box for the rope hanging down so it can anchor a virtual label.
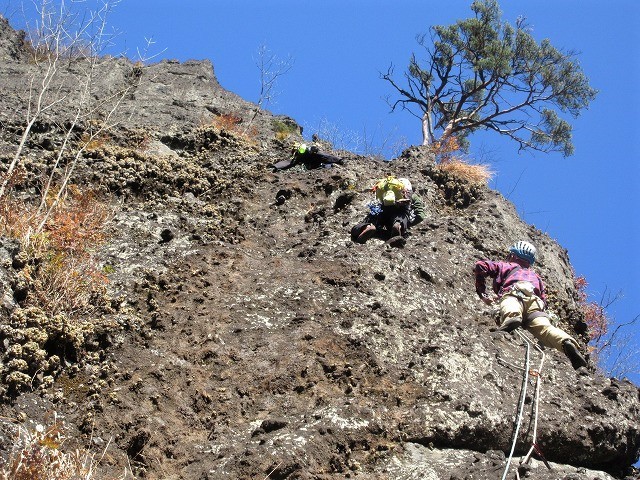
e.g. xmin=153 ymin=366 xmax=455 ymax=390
xmin=500 ymin=329 xmax=549 ymax=480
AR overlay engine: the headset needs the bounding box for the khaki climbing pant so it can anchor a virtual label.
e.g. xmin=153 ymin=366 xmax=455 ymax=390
xmin=499 ymin=282 xmax=578 ymax=352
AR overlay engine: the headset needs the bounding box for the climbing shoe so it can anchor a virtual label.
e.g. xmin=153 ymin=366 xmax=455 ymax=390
xmin=562 ymin=340 xmax=588 ymax=370
xmin=498 ymin=317 xmax=522 ymax=332
xmin=356 ymin=225 xmax=376 ymax=244
xmin=387 ymin=235 xmax=406 ymax=248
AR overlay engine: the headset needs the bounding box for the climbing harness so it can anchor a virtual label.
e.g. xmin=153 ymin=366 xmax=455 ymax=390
xmin=500 ymin=329 xmax=549 ymax=480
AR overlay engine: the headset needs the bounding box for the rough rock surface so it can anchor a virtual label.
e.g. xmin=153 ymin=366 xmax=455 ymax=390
xmin=0 ymin=16 xmax=638 ymax=480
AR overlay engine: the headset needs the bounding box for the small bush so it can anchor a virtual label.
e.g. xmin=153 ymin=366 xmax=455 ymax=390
xmin=429 ymin=136 xmax=493 ymax=185
xmin=21 ymin=36 xmax=55 ymax=64
xmin=21 ymin=28 xmax=94 ymax=66
xmin=430 ymin=136 xmax=463 ymax=163
xmin=582 ymin=302 xmax=609 ymax=343
xmin=42 ymin=186 xmax=110 ymax=255
xmin=272 ymin=119 xmax=299 ymax=141
xmin=574 ymin=274 xmax=610 ymax=345
xmin=126 ymin=61 xmax=144 ymax=82
xmin=573 ymin=273 xmax=640 ymax=378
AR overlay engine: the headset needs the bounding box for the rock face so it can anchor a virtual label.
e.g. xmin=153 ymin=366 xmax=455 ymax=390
xmin=0 ymin=17 xmax=638 ymax=480
xmin=0 ymin=16 xmax=25 ymax=62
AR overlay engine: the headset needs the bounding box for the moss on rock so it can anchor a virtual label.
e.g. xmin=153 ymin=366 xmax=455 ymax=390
xmin=0 ymin=306 xmax=96 ymax=392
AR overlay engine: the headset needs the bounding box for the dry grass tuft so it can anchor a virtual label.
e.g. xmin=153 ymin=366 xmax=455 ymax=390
xmin=272 ymin=119 xmax=298 ymax=142
xmin=428 ymin=135 xmax=493 ymax=185
xmin=0 ymin=416 xmax=125 ymax=480
xmin=435 ymin=158 xmax=494 ymax=185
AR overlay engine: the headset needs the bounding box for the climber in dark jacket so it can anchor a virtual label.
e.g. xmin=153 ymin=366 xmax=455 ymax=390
xmin=351 ymin=176 xmax=426 ymax=246
xmin=474 ymin=240 xmax=588 ymax=370
xmin=272 ymin=143 xmax=344 ymax=171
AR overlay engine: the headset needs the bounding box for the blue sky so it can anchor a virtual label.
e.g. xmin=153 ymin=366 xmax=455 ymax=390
xmin=3 ymin=1 xmax=639 ymax=384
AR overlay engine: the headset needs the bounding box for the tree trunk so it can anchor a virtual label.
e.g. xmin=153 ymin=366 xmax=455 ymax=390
xmin=421 ymin=112 xmax=434 ymax=146
xmin=441 ymin=120 xmax=455 ymax=142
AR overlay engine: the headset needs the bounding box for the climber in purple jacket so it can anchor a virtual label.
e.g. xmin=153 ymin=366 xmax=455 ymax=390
xmin=474 ymin=241 xmax=588 ymax=370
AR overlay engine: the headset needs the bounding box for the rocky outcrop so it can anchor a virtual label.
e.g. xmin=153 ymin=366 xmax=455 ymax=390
xmin=0 ymin=18 xmax=638 ymax=480
xmin=0 ymin=16 xmax=26 ymax=62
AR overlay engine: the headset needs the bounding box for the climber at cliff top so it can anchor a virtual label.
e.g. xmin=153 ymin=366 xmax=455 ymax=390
xmin=473 ymin=241 xmax=588 ymax=370
xmin=271 ymin=143 xmax=344 ymax=171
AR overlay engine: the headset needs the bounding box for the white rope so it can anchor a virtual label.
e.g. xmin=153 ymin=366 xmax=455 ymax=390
xmin=500 ymin=330 xmax=548 ymax=480
xmin=520 ymin=331 xmax=547 ymax=468
xmin=501 ymin=332 xmax=530 ymax=480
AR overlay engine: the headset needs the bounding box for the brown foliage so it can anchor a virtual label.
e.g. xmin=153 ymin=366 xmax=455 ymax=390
xmin=200 ymin=113 xmax=258 ymax=141
xmin=211 ymin=112 xmax=243 ymax=131
xmin=0 ymin=186 xmax=112 ymax=317
xmin=574 ymin=274 xmax=610 ymax=346
xmin=43 ymin=186 xmax=110 ymax=254
xmin=80 ymin=132 xmax=113 ymax=153
xmin=430 ymin=136 xmax=462 ymax=163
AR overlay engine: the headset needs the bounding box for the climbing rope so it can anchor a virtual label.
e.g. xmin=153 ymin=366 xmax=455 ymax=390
xmin=500 ymin=331 xmax=530 ymax=480
xmin=500 ymin=329 xmax=548 ymax=480
xmin=520 ymin=334 xmax=547 ymax=469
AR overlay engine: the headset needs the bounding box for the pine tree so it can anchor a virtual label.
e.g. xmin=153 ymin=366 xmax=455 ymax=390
xmin=382 ymin=0 xmax=597 ymax=156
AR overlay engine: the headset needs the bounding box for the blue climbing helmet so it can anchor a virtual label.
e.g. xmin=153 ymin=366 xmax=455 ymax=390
xmin=509 ymin=241 xmax=537 ymax=265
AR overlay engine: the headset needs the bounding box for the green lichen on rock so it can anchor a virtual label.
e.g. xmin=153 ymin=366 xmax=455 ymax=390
xmin=0 ymin=306 xmax=91 ymax=392
xmin=79 ymin=124 xmax=261 ymax=201
xmin=429 ymin=167 xmax=484 ymax=208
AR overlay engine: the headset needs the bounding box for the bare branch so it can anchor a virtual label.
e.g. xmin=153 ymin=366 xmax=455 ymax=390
xmin=243 ymin=44 xmax=293 ymax=132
